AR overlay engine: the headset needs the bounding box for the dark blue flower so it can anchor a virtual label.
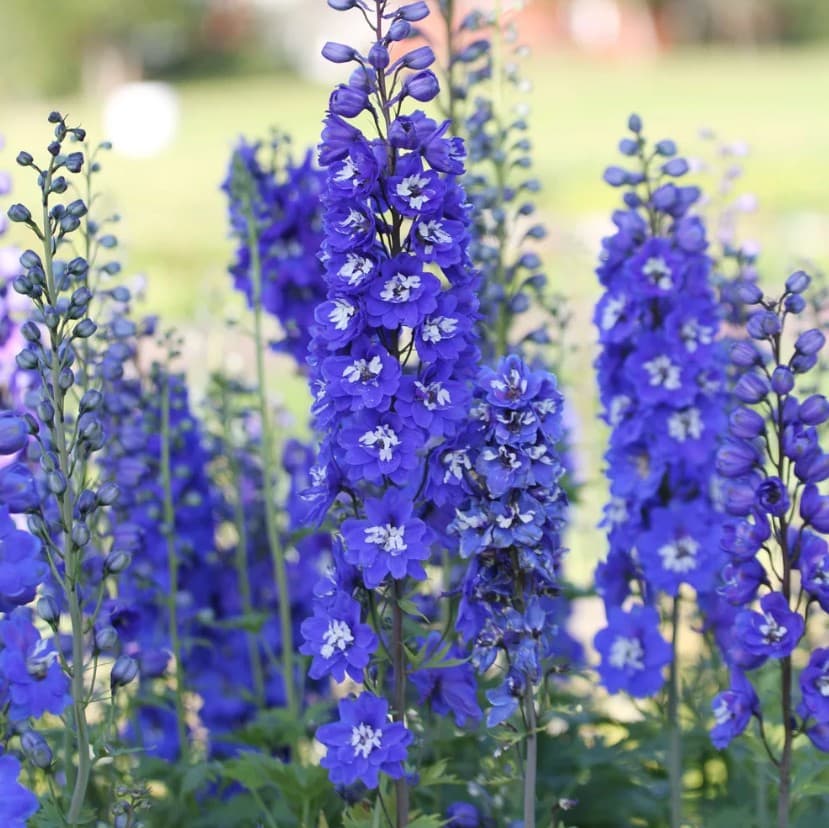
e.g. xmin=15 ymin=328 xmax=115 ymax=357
xmin=731 ymin=592 xmax=804 ymax=664
xmin=317 ymin=693 xmax=412 ymax=789
xmin=710 ymin=670 xmax=759 ymax=749
xmin=594 ymin=605 xmax=672 ymax=698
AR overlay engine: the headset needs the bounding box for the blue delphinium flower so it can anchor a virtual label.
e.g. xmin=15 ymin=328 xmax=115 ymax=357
xmin=710 ymin=269 xmax=829 ymax=818
xmin=224 ymin=137 xmax=326 ymax=365
xmin=592 ymin=117 xmax=729 ymax=697
xmin=709 ymin=669 xmax=760 ymax=749
xmin=304 ymin=0 xmax=484 ymax=802
xmin=317 ymin=693 xmax=412 ymax=789
xmin=0 ymin=753 xmax=39 ymax=827
xmin=446 ymin=354 xmax=569 ymax=722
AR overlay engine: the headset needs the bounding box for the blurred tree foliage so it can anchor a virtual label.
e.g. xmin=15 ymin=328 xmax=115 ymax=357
xmin=0 ymin=0 xmax=263 ymax=97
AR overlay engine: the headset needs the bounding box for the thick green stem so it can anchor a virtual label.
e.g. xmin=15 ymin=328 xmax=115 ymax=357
xmin=522 ymin=683 xmax=538 ymax=828
xmin=392 ymin=582 xmax=409 ymax=827
xmin=245 ymin=197 xmax=297 ymax=720
xmin=160 ymin=375 xmax=190 ymax=762
xmin=667 ymin=597 xmax=682 ymax=828
xmin=40 ymin=176 xmax=90 ymax=825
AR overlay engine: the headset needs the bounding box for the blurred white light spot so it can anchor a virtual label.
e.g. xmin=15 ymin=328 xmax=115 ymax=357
xmin=103 ymin=82 xmax=179 ymax=158
xmin=568 ymin=0 xmax=621 ymax=48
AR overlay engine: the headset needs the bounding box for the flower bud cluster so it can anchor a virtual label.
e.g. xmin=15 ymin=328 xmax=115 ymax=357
xmin=710 ymin=274 xmax=829 ymax=752
xmin=592 ymin=117 xmax=730 ymax=697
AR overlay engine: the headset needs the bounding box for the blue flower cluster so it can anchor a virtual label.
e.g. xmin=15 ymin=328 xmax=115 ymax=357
xmin=224 ymin=138 xmax=327 ymax=365
xmin=592 ymin=117 xmax=729 ymax=697
xmin=710 ymin=272 xmax=829 ymax=756
xmin=302 ymin=0 xmax=483 ymax=793
xmin=447 ymin=355 xmax=569 ymax=723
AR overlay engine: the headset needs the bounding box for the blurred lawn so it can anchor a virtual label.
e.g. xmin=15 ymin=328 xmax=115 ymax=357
xmin=2 ymin=46 xmax=828 ymax=587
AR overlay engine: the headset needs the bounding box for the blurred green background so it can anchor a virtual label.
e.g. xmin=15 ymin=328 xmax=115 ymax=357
xmin=1 ymin=0 xmax=828 ymax=592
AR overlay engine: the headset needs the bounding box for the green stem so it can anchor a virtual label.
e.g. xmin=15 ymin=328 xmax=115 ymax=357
xmin=245 ymin=196 xmax=298 ymax=720
xmin=223 ymin=388 xmax=266 ymax=707
xmin=40 ymin=170 xmax=90 ymax=826
xmin=668 ymin=596 xmax=682 ymax=828
xmin=392 ymin=581 xmax=409 ymax=827
xmin=522 ymin=683 xmax=538 ymax=828
xmin=160 ymin=374 xmax=190 ymax=762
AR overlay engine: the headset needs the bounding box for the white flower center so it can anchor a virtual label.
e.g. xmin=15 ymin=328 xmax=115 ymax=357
xmin=416 ymin=219 xmax=451 ymax=247
xmin=351 ymin=722 xmax=382 ymax=759
xmin=442 ymin=449 xmax=470 ymax=482
xmin=422 ymin=316 xmax=458 ymax=343
xmin=668 ymin=408 xmax=703 ymax=442
xmin=365 ymin=523 xmax=407 ymax=553
xmin=495 ymin=503 xmax=535 ymax=529
xmin=609 ymin=395 xmax=631 ymax=426
xmin=759 ymin=614 xmax=787 ymax=645
xmin=320 ymin=619 xmax=354 ymax=659
xmin=341 ymin=207 xmax=367 ymax=230
xmin=817 ymin=675 xmax=829 ymax=697
xmin=658 ymin=536 xmax=699 ymax=573
xmin=606 ymin=496 xmax=627 ymax=525
xmin=415 ymin=381 xmax=450 ymax=410
xmin=343 ymin=355 xmax=383 ymax=385
xmin=713 ymin=699 xmax=732 ymax=725
xmin=334 ymin=156 xmax=358 ymax=184
xmin=643 ymin=355 xmax=681 ymax=389
xmin=359 ymin=425 xmax=400 ymax=462
xmin=680 ymin=319 xmax=714 ymax=352
xmin=396 ymin=174 xmax=430 ymax=210
xmin=329 ymin=299 xmax=355 ymax=331
xmin=643 ymin=256 xmax=673 ymax=290
xmin=608 ymin=636 xmax=644 ymax=671
xmin=491 ymin=368 xmax=528 ymax=401
xmin=601 ymin=295 xmax=626 ymax=330
xmin=339 ymin=253 xmax=373 ymax=286
xmin=381 ymin=273 xmax=421 ymax=303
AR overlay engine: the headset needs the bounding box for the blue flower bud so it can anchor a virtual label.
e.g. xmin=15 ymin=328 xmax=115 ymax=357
xmin=322 ymin=42 xmax=357 ymax=63
xmin=47 ymin=110 xmax=62 ymax=123
xmin=21 ymin=731 xmax=53 ymax=769
xmin=655 ymin=139 xmax=676 ymax=156
xmin=746 ymin=310 xmax=781 ymax=340
xmin=795 ymin=328 xmax=825 ymax=356
xmin=97 ymin=481 xmax=120 ymax=506
xmin=800 ymin=395 xmax=829 ymax=425
xmin=47 ymin=471 xmax=67 ymax=495
xmin=37 ymin=595 xmax=60 ymax=626
xmin=71 ymin=523 xmax=90 ymax=548
xmin=0 ymin=413 xmax=30 ymax=455
xmin=95 ymin=626 xmax=119 ymax=652
xmin=801 ymin=484 xmax=829 ymax=532
xmin=388 ymin=19 xmax=411 ymax=40
xmin=36 ymin=400 xmax=55 ymax=424
xmin=627 ymin=113 xmax=642 ymax=133
xmin=784 ymin=294 xmax=806 ymax=314
xmin=785 ymin=270 xmax=811 ymax=293
xmin=734 ymin=372 xmax=770 ymax=404
xmin=395 ymin=1 xmax=429 ymax=21
xmin=771 ymin=366 xmax=794 ymax=395
xmin=800 ymin=452 xmax=829 ymax=484
xmin=603 ymin=166 xmax=628 ymax=187
xmin=111 ymin=655 xmax=139 ymax=689
xmin=403 ymin=70 xmax=439 ymax=102
xmin=402 ymin=45 xmax=435 ymax=70
xmin=729 ymin=406 xmax=765 ymax=439
xmin=618 ymin=138 xmax=638 ymax=156
xmin=716 ymin=440 xmax=759 ymax=478
xmin=722 ymin=480 xmax=759 ymax=516
xmin=368 ymin=43 xmax=389 ymax=69
xmin=736 ymin=281 xmax=763 ymax=304
xmin=662 ymin=158 xmax=688 ymax=176
xmin=105 ymin=548 xmax=132 ymax=575
xmin=329 ymin=84 xmax=368 ymax=117
xmin=791 ymin=352 xmax=818 ymax=374
xmin=328 ymin=0 xmax=358 ymax=9
xmin=65 ymin=152 xmax=84 ymax=173
xmin=73 ymin=319 xmax=97 ymax=339
xmin=8 ymin=203 xmax=32 ymax=223
xmin=16 ymin=151 xmax=34 ymax=166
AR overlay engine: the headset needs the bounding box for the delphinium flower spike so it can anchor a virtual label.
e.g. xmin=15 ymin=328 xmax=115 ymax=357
xmin=711 ymin=271 xmax=829 ymax=827
xmin=304 ymin=1 xmax=482 ymax=821
xmin=592 ymin=116 xmax=730 ymax=828
xmin=3 ymin=115 xmax=140 ymax=825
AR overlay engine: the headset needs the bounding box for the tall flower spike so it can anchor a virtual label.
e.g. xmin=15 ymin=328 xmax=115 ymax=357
xmin=711 ymin=269 xmax=829 ymax=824
xmin=305 ymin=2 xmax=481 ymax=820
